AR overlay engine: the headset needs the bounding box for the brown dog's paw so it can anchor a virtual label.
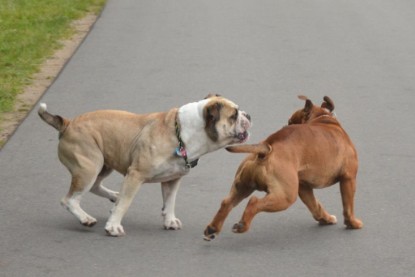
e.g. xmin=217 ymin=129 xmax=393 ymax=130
xmin=318 ymin=215 xmax=337 ymax=226
xmin=203 ymin=226 xmax=218 ymax=241
xmin=345 ymin=218 xmax=363 ymax=229
xmin=232 ymin=222 xmax=248 ymax=233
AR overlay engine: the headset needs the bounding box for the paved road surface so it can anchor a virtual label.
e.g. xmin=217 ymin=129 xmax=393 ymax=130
xmin=1 ymin=0 xmax=414 ymax=276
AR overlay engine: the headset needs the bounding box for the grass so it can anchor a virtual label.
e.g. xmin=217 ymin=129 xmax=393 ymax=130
xmin=0 ymin=0 xmax=106 ymax=116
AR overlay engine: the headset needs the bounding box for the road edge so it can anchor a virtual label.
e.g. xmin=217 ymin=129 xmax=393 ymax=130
xmin=0 ymin=12 xmax=100 ymax=150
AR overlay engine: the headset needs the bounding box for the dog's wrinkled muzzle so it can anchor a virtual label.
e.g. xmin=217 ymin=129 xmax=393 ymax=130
xmin=234 ymin=112 xmax=251 ymax=143
xmin=235 ymin=131 xmax=249 ymax=143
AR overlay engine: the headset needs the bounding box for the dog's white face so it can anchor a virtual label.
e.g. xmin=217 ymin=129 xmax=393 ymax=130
xmin=178 ymin=95 xmax=252 ymax=157
xmin=202 ymin=97 xmax=251 ymax=144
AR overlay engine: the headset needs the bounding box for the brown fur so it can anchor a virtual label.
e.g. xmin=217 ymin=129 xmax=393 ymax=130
xmin=204 ymin=96 xmax=362 ymax=241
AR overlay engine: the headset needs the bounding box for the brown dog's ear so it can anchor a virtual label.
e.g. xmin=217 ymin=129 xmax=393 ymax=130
xmin=321 ymin=96 xmax=335 ymax=112
xmin=203 ymin=102 xmax=223 ymax=141
xmin=288 ymin=95 xmax=313 ymax=124
xmin=304 ymin=99 xmax=313 ymax=113
xmin=204 ymin=93 xmax=221 ymax=99
xmin=298 ymin=95 xmax=313 ymax=113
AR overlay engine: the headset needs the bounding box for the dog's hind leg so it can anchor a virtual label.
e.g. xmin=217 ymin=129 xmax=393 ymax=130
xmin=61 ymin=171 xmax=100 ymax=227
xmin=58 ymin=138 xmax=105 ymax=227
xmin=232 ymin=177 xmax=298 ymax=234
xmin=339 ymin=178 xmax=363 ymax=229
xmin=204 ymin=181 xmax=255 ymax=241
xmin=298 ymin=183 xmax=337 ymax=225
xmin=90 ymin=166 xmax=118 ymax=203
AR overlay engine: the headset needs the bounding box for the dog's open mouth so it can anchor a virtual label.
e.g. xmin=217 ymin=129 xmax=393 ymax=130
xmin=235 ymin=131 xmax=249 ymax=143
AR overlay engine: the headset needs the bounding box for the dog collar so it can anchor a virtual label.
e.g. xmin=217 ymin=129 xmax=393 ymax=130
xmin=175 ymin=117 xmax=199 ymax=168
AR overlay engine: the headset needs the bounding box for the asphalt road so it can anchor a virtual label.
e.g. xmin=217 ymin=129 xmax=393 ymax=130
xmin=1 ymin=0 xmax=415 ymax=276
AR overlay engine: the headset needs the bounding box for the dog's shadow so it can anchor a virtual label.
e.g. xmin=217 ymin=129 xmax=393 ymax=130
xmin=202 ymin=220 xmax=342 ymax=252
xmin=53 ymin=215 xmax=350 ymax=251
xmin=55 ymin=216 xmax=174 ymax=237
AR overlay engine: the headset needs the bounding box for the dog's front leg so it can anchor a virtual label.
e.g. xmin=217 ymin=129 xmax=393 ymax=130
xmin=105 ymin=168 xmax=144 ymax=237
xmin=161 ymin=178 xmax=182 ymax=230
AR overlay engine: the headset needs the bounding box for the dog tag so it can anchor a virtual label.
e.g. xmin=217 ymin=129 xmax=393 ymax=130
xmin=175 ymin=147 xmax=187 ymax=157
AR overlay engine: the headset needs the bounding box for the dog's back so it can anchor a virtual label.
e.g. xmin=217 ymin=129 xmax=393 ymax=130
xmin=227 ymin=95 xmax=357 ymax=189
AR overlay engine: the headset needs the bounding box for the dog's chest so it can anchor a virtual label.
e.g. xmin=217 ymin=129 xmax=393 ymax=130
xmin=147 ymin=159 xmax=190 ymax=183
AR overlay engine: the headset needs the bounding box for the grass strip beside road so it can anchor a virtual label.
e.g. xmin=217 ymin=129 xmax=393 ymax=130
xmin=0 ymin=0 xmax=106 ymax=116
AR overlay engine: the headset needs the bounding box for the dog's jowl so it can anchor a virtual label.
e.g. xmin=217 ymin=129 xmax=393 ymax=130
xmin=39 ymin=95 xmax=251 ymax=237
xmin=204 ymin=96 xmax=362 ymax=241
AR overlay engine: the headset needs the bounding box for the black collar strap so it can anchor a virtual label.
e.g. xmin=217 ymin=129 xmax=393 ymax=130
xmin=175 ymin=117 xmax=199 ymax=168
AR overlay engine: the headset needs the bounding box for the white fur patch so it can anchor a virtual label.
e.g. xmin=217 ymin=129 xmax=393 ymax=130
xmin=39 ymin=103 xmax=47 ymax=113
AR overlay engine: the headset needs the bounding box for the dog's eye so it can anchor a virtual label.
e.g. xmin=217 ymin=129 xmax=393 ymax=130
xmin=230 ymin=109 xmax=238 ymax=121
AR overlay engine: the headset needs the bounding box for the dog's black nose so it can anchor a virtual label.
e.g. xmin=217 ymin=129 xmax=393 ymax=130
xmin=245 ymin=113 xmax=251 ymax=121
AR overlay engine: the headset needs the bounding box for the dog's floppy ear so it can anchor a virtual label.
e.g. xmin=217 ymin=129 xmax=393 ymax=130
xmin=203 ymin=101 xmax=223 ymax=141
xmin=321 ymin=96 xmax=335 ymax=112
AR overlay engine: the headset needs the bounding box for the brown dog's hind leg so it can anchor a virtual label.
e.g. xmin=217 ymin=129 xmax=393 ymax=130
xmin=298 ymin=183 xmax=337 ymax=225
xmin=233 ymin=184 xmax=298 ymax=234
xmin=340 ymin=178 xmax=363 ymax=229
xmin=204 ymin=183 xmax=254 ymax=241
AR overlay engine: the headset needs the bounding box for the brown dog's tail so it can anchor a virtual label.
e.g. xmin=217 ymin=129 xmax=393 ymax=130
xmin=226 ymin=143 xmax=271 ymax=156
xmin=38 ymin=103 xmax=69 ymax=134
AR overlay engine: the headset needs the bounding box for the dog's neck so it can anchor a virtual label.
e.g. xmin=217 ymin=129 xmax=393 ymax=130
xmin=309 ymin=112 xmax=339 ymax=125
xmin=177 ymin=100 xmax=221 ymax=160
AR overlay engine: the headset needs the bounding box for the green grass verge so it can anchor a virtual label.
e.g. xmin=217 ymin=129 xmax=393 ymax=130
xmin=0 ymin=0 xmax=106 ymax=115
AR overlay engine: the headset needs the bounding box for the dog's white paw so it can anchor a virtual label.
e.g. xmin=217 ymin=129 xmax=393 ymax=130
xmin=105 ymin=222 xmax=125 ymax=237
xmin=163 ymin=217 xmax=182 ymax=230
xmin=108 ymin=192 xmax=119 ymax=203
xmin=80 ymin=215 xmax=97 ymax=227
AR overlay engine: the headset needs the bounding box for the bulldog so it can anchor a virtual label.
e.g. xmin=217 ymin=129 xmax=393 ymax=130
xmin=38 ymin=95 xmax=251 ymax=236
xmin=204 ymin=96 xmax=362 ymax=241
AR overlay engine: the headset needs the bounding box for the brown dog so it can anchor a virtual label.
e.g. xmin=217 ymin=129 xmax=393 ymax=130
xmin=204 ymin=96 xmax=362 ymax=241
